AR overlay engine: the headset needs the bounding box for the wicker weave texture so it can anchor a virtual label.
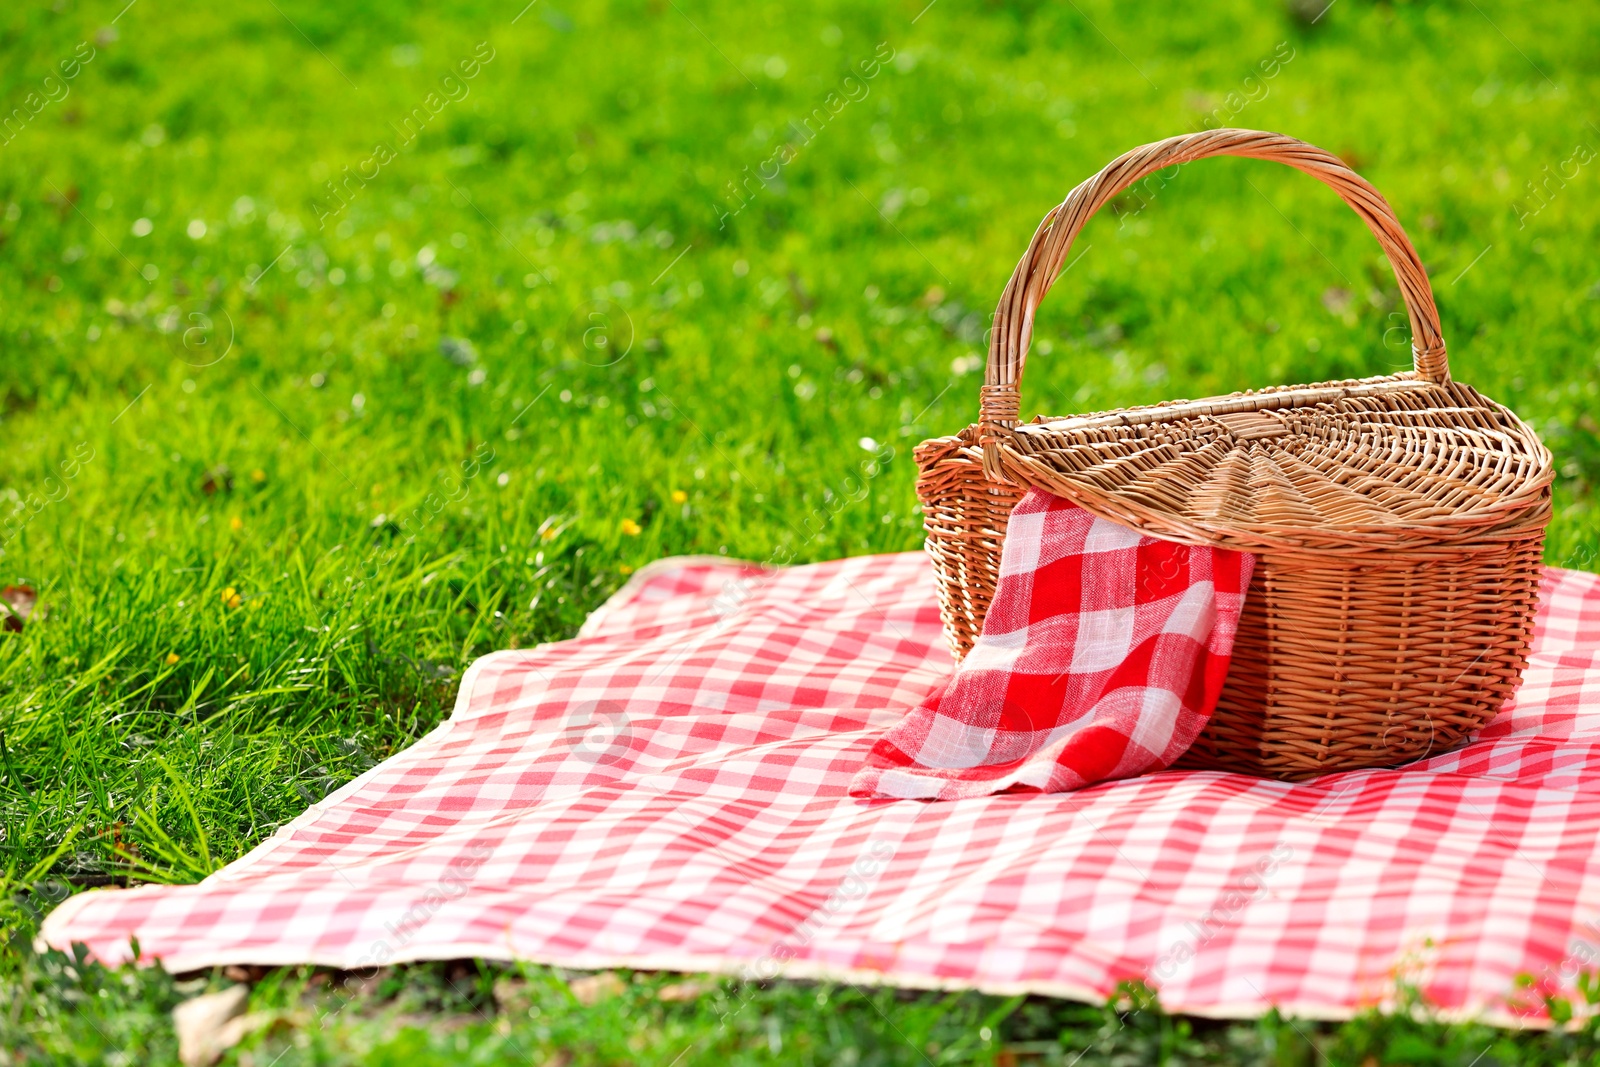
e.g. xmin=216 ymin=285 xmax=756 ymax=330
xmin=916 ymin=129 xmax=1553 ymax=779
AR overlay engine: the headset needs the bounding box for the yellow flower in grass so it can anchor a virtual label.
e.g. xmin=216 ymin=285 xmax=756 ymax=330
xmin=229 ymin=515 xmax=244 ymax=531
xmin=620 ymin=518 xmax=642 ymax=536
xmin=164 ymin=652 xmax=180 ymax=666
xmin=220 ymin=586 xmax=242 ymax=609
xmin=540 ymin=526 xmax=559 ymax=542
xmin=619 ymin=563 xmax=634 ymax=575
xmin=670 ymin=490 xmax=688 ymax=505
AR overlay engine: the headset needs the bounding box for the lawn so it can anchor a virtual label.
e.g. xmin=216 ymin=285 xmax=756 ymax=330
xmin=2 ymin=0 xmax=1598 ymax=1062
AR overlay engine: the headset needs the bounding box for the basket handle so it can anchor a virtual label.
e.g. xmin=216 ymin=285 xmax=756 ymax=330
xmin=981 ymin=128 xmax=1448 ymax=448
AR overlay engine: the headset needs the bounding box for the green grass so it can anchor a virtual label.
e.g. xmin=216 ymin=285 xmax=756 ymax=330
xmin=13 ymin=957 xmax=1600 ymax=1067
xmin=1 ymin=0 xmax=1598 ymax=1061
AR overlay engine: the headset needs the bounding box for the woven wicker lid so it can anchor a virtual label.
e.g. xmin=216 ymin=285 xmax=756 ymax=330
xmin=999 ymin=375 xmax=1549 ymax=554
xmin=977 ymin=130 xmax=1552 ymax=555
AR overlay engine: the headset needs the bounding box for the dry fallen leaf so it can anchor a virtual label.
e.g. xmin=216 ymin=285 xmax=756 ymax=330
xmin=1321 ymin=286 xmax=1354 ymax=315
xmin=567 ymin=971 xmax=625 ymax=1005
xmin=215 ymin=1012 xmax=273 ymax=1054
xmin=173 ymin=985 xmax=249 ymax=1067
xmin=1 ymin=585 xmax=37 ymax=633
xmin=200 ymin=464 xmax=234 ymax=496
xmin=493 ymin=975 xmax=528 ymax=1014
xmin=656 ymin=980 xmax=714 ymax=1002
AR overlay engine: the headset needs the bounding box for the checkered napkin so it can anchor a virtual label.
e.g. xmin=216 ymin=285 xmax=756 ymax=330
xmin=38 ymin=552 xmax=1600 ymax=1026
xmin=853 ymin=491 xmax=1255 ymax=800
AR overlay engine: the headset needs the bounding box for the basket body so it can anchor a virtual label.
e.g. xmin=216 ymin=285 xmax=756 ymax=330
xmin=917 ymin=377 xmax=1551 ymax=779
xmin=919 ymin=130 xmax=1553 ymax=780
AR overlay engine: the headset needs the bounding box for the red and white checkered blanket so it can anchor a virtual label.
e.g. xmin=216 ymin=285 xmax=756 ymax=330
xmin=40 ymin=551 xmax=1600 ymax=1024
xmin=854 ymin=492 xmax=1254 ymax=799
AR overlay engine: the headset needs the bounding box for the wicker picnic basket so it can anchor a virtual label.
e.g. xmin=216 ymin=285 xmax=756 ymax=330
xmin=916 ymin=129 xmax=1553 ymax=780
